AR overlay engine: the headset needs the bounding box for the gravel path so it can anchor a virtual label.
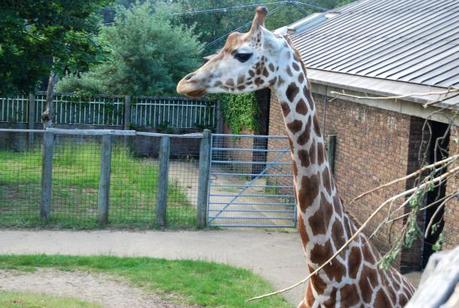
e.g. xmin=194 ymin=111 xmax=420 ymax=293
xmin=0 ymin=268 xmax=189 ymax=308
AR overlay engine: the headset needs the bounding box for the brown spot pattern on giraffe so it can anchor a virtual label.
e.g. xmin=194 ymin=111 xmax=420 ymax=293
xmin=262 ymin=67 xmax=269 ymax=77
xmin=340 ymin=284 xmax=360 ymax=306
xmin=292 ymin=61 xmax=300 ymax=71
xmin=281 ymin=102 xmax=290 ymax=117
xmin=297 ymin=117 xmax=311 ymax=145
xmin=308 ymin=203 xmax=328 ymax=236
xmin=309 ymin=140 xmax=316 ymax=164
xmin=317 ymin=142 xmax=325 ymax=165
xmin=298 ymin=149 xmax=310 ymax=168
xmin=323 ymin=258 xmax=346 ymax=282
xmin=287 ymin=119 xmax=302 ymax=135
xmin=286 ymin=82 xmax=299 ymax=102
xmin=304 ymin=86 xmax=314 ymax=109
xmin=310 ymin=240 xmax=333 ymax=264
xmin=297 ymin=214 xmax=309 ymax=244
xmin=331 ymin=220 xmax=346 ymax=249
xmin=322 ymin=288 xmax=338 ymax=307
xmin=374 ymin=290 xmax=391 ymax=308
xmin=298 ymin=173 xmax=320 ymax=212
xmin=313 ymin=115 xmax=321 ymax=136
xmin=348 ymin=247 xmax=362 ymax=279
xmin=305 ymin=283 xmax=315 ymax=307
xmin=359 ymin=266 xmax=378 ymax=303
xmin=298 ymin=73 xmax=304 ymax=84
xmin=295 ymin=99 xmax=308 ymax=115
xmin=322 ymin=166 xmax=332 ymax=195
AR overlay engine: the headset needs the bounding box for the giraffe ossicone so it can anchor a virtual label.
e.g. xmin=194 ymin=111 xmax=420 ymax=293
xmin=177 ymin=7 xmax=415 ymax=307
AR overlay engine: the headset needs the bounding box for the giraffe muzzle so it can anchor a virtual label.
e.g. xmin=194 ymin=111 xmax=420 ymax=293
xmin=177 ymin=75 xmax=207 ymax=98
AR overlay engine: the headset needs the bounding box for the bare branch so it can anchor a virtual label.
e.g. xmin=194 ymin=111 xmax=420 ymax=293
xmin=248 ymin=166 xmax=459 ymax=302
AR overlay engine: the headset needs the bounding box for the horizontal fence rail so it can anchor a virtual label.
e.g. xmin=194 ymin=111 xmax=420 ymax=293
xmin=0 ymin=94 xmax=217 ymax=130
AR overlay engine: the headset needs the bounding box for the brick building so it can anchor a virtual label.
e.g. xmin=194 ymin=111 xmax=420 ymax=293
xmin=264 ymin=0 xmax=459 ymax=272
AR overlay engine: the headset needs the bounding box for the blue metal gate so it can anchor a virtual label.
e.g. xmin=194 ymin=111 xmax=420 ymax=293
xmin=208 ymin=134 xmax=297 ymax=228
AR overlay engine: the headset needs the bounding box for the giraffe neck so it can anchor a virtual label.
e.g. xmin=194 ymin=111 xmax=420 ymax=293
xmin=271 ymin=46 xmax=357 ymax=281
xmin=269 ymin=44 xmax=415 ymax=307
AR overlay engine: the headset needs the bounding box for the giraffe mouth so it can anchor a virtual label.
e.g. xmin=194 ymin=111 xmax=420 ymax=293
xmin=186 ymin=89 xmax=207 ymax=98
xmin=176 ymin=78 xmax=207 ymax=98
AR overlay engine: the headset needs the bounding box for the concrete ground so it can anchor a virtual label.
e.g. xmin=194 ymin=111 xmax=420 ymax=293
xmin=0 ymin=229 xmax=306 ymax=306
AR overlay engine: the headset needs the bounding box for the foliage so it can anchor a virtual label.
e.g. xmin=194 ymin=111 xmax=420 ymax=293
xmin=0 ymin=255 xmax=290 ymax=308
xmin=57 ymin=1 xmax=204 ymax=96
xmin=0 ymin=144 xmax=195 ymax=228
xmin=378 ymin=183 xmax=433 ymax=270
xmin=0 ymin=0 xmax=110 ymax=95
xmin=0 ymin=291 xmax=100 ymax=308
xmin=217 ymin=93 xmax=258 ymax=134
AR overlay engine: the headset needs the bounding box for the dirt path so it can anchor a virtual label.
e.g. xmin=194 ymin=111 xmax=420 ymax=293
xmin=0 ymin=268 xmax=188 ymax=308
xmin=0 ymin=230 xmax=306 ymax=305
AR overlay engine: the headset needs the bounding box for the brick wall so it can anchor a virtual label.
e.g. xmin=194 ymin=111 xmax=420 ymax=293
xmin=444 ymin=126 xmax=459 ymax=250
xmin=268 ymin=92 xmax=430 ymax=270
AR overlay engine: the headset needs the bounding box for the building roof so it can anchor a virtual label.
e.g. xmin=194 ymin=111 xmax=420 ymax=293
xmin=289 ymin=0 xmax=459 ymax=89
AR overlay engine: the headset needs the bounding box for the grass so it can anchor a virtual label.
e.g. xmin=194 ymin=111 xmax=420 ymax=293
xmin=0 ymin=255 xmax=290 ymax=308
xmin=0 ymin=141 xmax=196 ymax=229
xmin=0 ymin=291 xmax=100 ymax=308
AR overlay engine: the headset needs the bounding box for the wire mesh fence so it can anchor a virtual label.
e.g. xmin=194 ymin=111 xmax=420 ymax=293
xmin=0 ymin=129 xmax=203 ymax=229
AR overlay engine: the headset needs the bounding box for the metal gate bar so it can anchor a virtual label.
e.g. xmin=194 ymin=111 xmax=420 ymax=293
xmin=207 ymin=134 xmax=296 ymax=228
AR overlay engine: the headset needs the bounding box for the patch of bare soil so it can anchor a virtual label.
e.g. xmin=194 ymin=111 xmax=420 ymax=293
xmin=0 ymin=269 xmax=192 ymax=308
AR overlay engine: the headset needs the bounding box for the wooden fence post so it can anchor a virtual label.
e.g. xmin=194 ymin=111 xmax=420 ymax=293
xmin=156 ymin=136 xmax=170 ymax=228
xmin=197 ymin=129 xmax=211 ymax=228
xmin=28 ymin=93 xmax=35 ymax=146
xmin=98 ymin=134 xmax=112 ymax=224
xmin=40 ymin=131 xmax=54 ymax=220
xmin=327 ymin=135 xmax=337 ymax=175
xmin=215 ymin=101 xmax=224 ymax=134
xmin=124 ymin=95 xmax=131 ymax=130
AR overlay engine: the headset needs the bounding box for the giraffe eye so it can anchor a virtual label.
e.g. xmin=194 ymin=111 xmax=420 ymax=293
xmin=234 ymin=52 xmax=253 ymax=63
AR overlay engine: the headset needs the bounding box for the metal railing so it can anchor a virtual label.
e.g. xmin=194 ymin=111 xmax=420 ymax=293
xmin=207 ymin=134 xmax=296 ymax=228
xmin=0 ymin=94 xmax=217 ymax=129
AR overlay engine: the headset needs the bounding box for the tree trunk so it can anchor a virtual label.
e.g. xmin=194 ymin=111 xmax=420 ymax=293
xmin=42 ymin=72 xmax=57 ymax=129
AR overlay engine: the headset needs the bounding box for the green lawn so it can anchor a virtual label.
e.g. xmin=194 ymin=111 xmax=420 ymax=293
xmin=0 ymin=142 xmax=196 ymax=228
xmin=0 ymin=291 xmax=100 ymax=308
xmin=0 ymin=255 xmax=290 ymax=308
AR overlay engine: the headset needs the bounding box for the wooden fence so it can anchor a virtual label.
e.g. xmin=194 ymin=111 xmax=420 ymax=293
xmin=0 ymin=94 xmax=217 ymax=129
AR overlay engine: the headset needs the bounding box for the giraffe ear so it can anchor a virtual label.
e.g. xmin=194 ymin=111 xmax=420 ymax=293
xmin=262 ymin=28 xmax=283 ymax=53
xmin=249 ymin=6 xmax=268 ymax=34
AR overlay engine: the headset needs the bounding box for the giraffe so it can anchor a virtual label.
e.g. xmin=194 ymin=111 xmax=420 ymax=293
xmin=177 ymin=7 xmax=415 ymax=307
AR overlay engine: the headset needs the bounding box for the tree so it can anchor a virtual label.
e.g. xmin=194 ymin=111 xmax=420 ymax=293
xmin=57 ymin=1 xmax=204 ymax=96
xmin=0 ymin=0 xmax=109 ymax=95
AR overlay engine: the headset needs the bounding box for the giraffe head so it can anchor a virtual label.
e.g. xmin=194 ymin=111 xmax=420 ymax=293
xmin=177 ymin=6 xmax=285 ymax=97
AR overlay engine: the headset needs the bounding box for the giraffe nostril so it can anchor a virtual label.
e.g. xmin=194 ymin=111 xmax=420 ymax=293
xmin=185 ymin=73 xmax=195 ymax=81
